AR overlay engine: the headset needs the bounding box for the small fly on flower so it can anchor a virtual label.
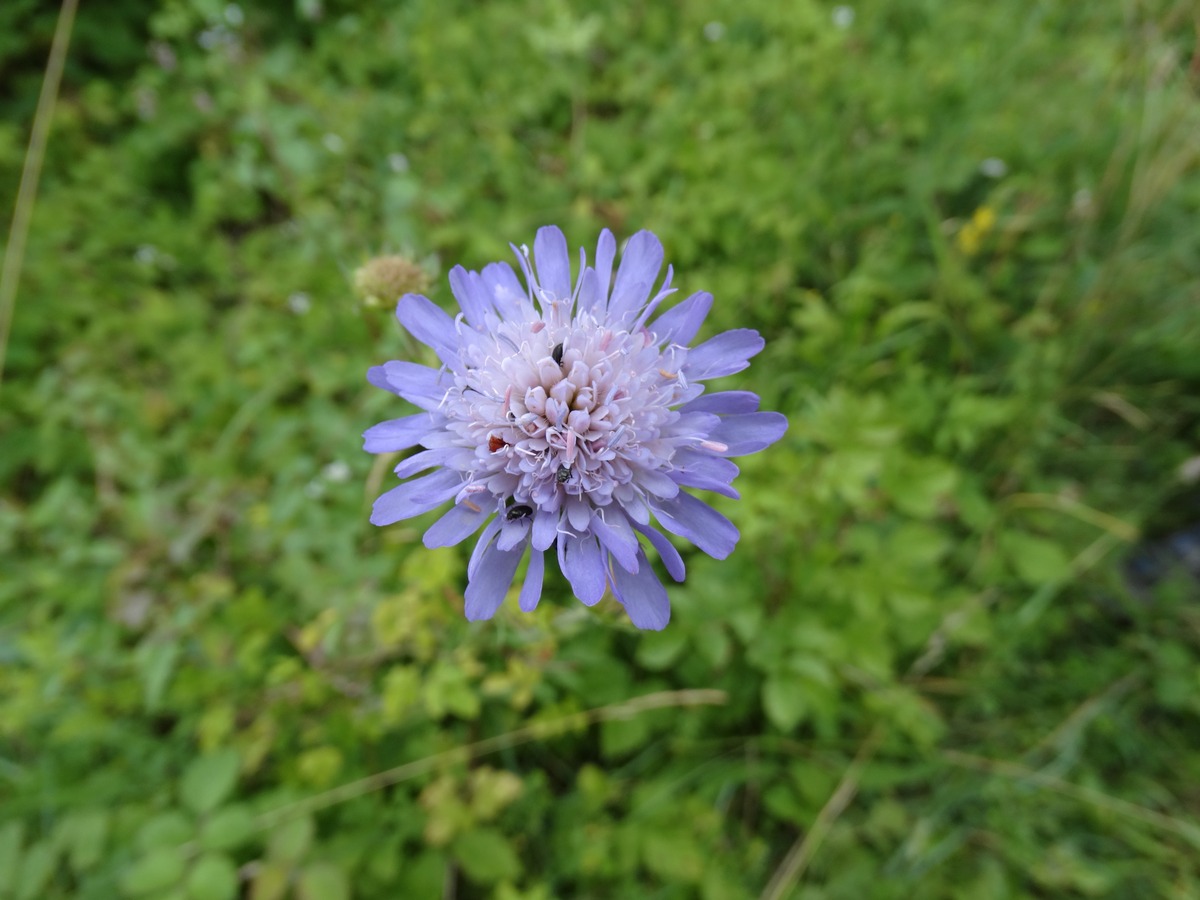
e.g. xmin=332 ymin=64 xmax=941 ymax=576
xmin=363 ymin=226 xmax=788 ymax=629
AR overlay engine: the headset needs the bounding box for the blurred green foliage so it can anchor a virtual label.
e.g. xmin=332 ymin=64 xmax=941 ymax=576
xmin=2 ymin=0 xmax=1200 ymax=897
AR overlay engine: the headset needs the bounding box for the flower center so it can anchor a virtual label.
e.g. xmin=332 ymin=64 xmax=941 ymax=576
xmin=446 ymin=311 xmax=688 ymax=512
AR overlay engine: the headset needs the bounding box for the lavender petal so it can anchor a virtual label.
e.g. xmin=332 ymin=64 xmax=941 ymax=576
xmin=560 ymin=534 xmax=607 ymax=606
xmin=367 ymin=360 xmax=449 ymax=410
xmin=652 ymin=291 xmax=713 ymax=347
xmin=481 ymin=262 xmax=528 ymax=319
xmin=424 ymin=501 xmax=492 ymax=548
xmin=468 ymin=518 xmax=503 ymax=578
xmin=575 ymin=267 xmax=600 ymax=315
xmin=633 ymin=522 xmax=686 ymax=582
xmin=396 ymin=293 xmax=459 ymax=367
xmin=531 ymin=508 xmax=559 ymax=551
xmin=610 ymin=549 xmax=671 ymax=630
xmin=534 ymin=226 xmax=572 ymax=302
xmin=591 ymin=509 xmax=640 ymax=574
xmin=708 ymin=411 xmax=789 ymax=456
xmin=683 ymin=329 xmax=765 ymax=380
xmin=681 ymin=390 xmax=760 ymax=416
xmin=593 ymin=229 xmax=617 ymax=310
xmin=497 ymin=517 xmax=531 ymax=551
xmin=370 ymin=468 xmax=462 ymax=526
xmin=464 ymin=539 xmax=524 ymax=621
xmin=518 ymin=549 xmax=545 ymax=612
xmin=449 ymin=265 xmax=492 ymax=327
xmin=393 ymin=447 xmax=470 ymax=479
xmin=651 ymin=492 xmax=740 ymax=560
xmin=362 ymin=413 xmax=434 ymax=453
xmin=668 ymin=448 xmax=741 ymax=499
xmin=608 ymin=230 xmax=664 ymax=322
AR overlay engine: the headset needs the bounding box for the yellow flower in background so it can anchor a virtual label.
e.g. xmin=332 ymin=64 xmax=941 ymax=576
xmin=957 ymin=205 xmax=997 ymax=256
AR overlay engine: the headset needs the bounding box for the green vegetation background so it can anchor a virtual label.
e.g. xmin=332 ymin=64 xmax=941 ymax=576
xmin=2 ymin=0 xmax=1200 ymax=897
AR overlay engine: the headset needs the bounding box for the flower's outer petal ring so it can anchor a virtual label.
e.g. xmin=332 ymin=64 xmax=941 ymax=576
xmin=497 ymin=517 xmax=531 ymax=551
xmin=591 ymin=509 xmax=640 ymax=574
xmin=575 ymin=267 xmax=600 ymax=315
xmin=468 ymin=518 xmax=503 ymax=579
xmin=393 ymin=446 xmax=467 ymax=479
xmin=531 ymin=508 xmax=558 ymax=551
xmin=680 ymin=390 xmax=760 ymax=416
xmin=519 ymin=549 xmax=545 ymax=612
xmin=592 ymin=229 xmax=617 ymax=312
xmin=683 ymin=329 xmax=765 ymax=381
xmin=363 ymin=413 xmax=435 ymax=453
xmin=448 ymin=265 xmax=492 ymax=327
xmin=608 ymin=230 xmax=664 ymax=322
xmin=366 ymin=361 xmax=450 ymax=411
xmin=481 ymin=262 xmax=528 ymax=320
xmin=633 ymin=522 xmax=686 ymax=582
xmin=534 ymin=226 xmax=572 ymax=303
xmin=610 ymin=549 xmax=671 ymax=630
xmin=464 ymin=539 xmax=524 ymax=621
xmin=396 ymin=293 xmax=460 ymax=369
xmin=708 ymin=411 xmax=790 ymax=456
xmin=560 ymin=534 xmax=607 ymax=606
xmin=651 ymin=492 xmax=740 ymax=560
xmin=652 ymin=291 xmax=713 ymax=348
xmin=424 ymin=501 xmax=492 ymax=548
xmin=370 ymin=468 xmax=462 ymax=526
xmin=634 ymin=467 xmax=679 ymax=500
xmin=668 ymin=448 xmax=741 ymax=498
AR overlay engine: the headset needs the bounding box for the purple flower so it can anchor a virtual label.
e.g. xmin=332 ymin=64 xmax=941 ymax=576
xmin=364 ymin=227 xmax=787 ymax=630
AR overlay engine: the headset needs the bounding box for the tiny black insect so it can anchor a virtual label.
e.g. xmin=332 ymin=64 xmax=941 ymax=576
xmin=506 ymin=504 xmax=534 ymax=521
xmin=556 ymin=465 xmax=572 ymax=484
xmin=551 ymin=342 xmax=564 ymax=366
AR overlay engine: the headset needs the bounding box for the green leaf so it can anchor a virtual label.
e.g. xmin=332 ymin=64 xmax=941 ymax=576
xmin=247 ymin=862 xmax=290 ymax=900
xmin=453 ymin=828 xmax=521 ymax=884
xmin=121 ymin=847 xmax=187 ymax=896
xmin=295 ymin=861 xmax=349 ymax=900
xmin=199 ymin=805 xmax=257 ymax=852
xmin=634 ymin=628 xmax=688 ymax=670
xmin=56 ymin=808 xmax=109 ymax=872
xmin=1000 ymin=531 xmax=1072 ymax=586
xmin=267 ymin=816 xmax=313 ymax=864
xmin=136 ymin=812 xmax=194 ymax=851
xmin=600 ymin=714 xmax=651 ymax=759
xmin=180 ymin=750 xmax=241 ymax=815
xmin=763 ymin=676 xmax=806 ymax=731
xmin=692 ymin=625 xmax=731 ymax=668
xmin=881 ymin=455 xmax=959 ymax=519
xmin=137 ymin=639 xmax=181 ymax=711
xmin=15 ymin=840 xmax=55 ymax=900
xmin=0 ymin=821 xmax=24 ymax=894
xmin=185 ymin=853 xmax=239 ymax=900
xmin=641 ymin=829 xmax=706 ymax=883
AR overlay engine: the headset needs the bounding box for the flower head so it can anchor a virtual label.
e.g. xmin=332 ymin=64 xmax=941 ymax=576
xmin=364 ymin=227 xmax=787 ymax=629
